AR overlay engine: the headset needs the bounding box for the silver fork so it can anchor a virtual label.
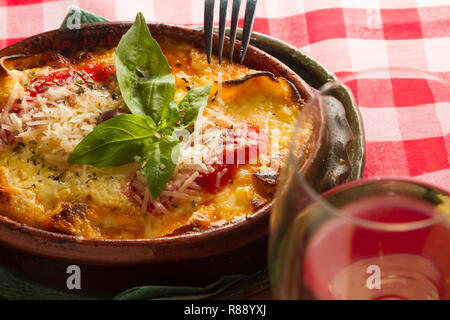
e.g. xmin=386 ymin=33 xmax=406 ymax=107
xmin=204 ymin=0 xmax=258 ymax=64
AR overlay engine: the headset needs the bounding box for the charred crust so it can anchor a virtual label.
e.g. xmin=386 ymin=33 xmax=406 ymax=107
xmin=283 ymin=77 xmax=304 ymax=106
xmin=1 ymin=51 xmax=71 ymax=71
xmin=165 ymin=211 xmax=215 ymax=237
xmin=223 ymin=71 xmax=279 ymax=85
xmin=253 ymin=170 xmax=278 ymax=187
xmin=71 ymin=51 xmax=93 ymax=65
xmin=45 ymin=51 xmax=70 ymax=68
xmin=51 ymin=203 xmax=88 ymax=225
xmin=166 ymin=224 xmax=195 ymax=237
xmin=251 ymin=195 xmax=268 ymax=210
xmin=253 ymin=169 xmax=279 ymax=195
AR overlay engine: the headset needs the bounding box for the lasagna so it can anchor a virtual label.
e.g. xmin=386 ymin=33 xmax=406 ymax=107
xmin=0 ymin=38 xmax=306 ymax=239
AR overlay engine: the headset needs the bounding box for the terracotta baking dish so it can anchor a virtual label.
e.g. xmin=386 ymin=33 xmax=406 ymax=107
xmin=0 ymin=23 xmax=353 ymax=296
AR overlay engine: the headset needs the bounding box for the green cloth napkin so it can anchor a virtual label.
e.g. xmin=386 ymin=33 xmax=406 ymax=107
xmin=0 ymin=262 xmax=267 ymax=300
xmin=0 ymin=7 xmax=268 ymax=300
xmin=0 ymin=266 xmax=97 ymax=300
xmin=60 ymin=6 xmax=108 ymax=29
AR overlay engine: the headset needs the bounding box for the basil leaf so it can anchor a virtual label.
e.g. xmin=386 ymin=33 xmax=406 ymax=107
xmin=160 ymin=101 xmax=180 ymax=129
xmin=68 ymin=114 xmax=156 ymax=167
xmin=141 ymin=133 xmax=179 ymax=199
xmin=115 ymin=12 xmax=175 ymax=122
xmin=177 ymin=84 xmax=212 ymax=128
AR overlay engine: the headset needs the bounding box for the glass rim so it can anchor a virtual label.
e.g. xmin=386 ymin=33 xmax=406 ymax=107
xmin=292 ymin=169 xmax=450 ymax=231
xmin=288 ymin=67 xmax=450 ymax=232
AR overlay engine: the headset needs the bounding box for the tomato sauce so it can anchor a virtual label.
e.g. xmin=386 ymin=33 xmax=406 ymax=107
xmin=27 ymin=63 xmax=116 ymax=97
xmin=196 ymin=123 xmax=268 ymax=193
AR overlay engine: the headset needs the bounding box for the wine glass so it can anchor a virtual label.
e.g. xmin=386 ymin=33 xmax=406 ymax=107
xmin=269 ymin=69 xmax=450 ymax=300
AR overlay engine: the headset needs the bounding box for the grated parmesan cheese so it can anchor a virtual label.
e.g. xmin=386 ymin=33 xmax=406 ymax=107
xmin=216 ymin=168 xmax=228 ymax=190
xmin=160 ymin=190 xmax=201 ymax=201
xmin=1 ymin=79 xmax=125 ymax=164
xmin=178 ymin=171 xmax=200 ymax=192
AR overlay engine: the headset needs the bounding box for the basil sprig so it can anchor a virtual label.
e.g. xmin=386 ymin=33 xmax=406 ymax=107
xmin=68 ymin=13 xmax=211 ymax=199
xmin=115 ymin=12 xmax=175 ymax=122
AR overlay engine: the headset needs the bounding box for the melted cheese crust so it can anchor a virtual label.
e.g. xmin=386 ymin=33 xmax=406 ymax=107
xmin=0 ymin=39 xmax=303 ymax=239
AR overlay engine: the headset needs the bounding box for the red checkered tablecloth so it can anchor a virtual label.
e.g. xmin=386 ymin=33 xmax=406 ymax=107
xmin=1 ymin=0 xmax=449 ymax=190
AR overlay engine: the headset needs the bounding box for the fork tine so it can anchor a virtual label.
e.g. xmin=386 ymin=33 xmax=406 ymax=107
xmin=204 ymin=0 xmax=215 ymax=64
xmin=240 ymin=0 xmax=258 ymax=64
xmin=228 ymin=0 xmax=242 ymax=63
xmin=218 ymin=0 xmax=228 ymax=64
